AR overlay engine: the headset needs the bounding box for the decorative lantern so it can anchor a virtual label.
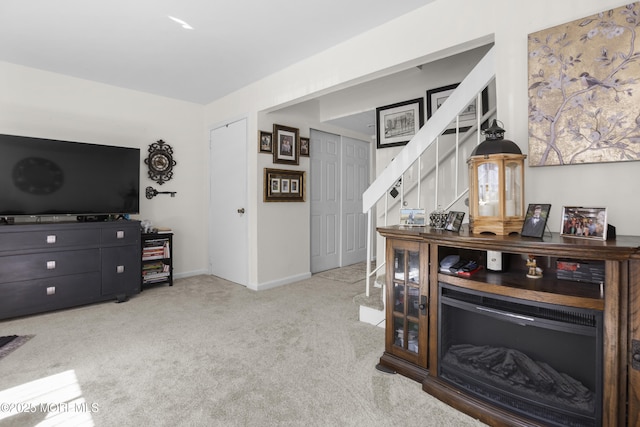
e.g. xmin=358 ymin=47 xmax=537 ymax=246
xmin=467 ymin=120 xmax=526 ymax=235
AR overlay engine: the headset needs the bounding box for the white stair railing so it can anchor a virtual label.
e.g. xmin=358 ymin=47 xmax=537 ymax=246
xmin=363 ymin=46 xmax=497 ymax=298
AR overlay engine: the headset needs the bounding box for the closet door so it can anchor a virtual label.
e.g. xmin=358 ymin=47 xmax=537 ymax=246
xmin=341 ymin=136 xmax=369 ymax=266
xmin=310 ymin=129 xmax=340 ymax=273
xmin=310 ymin=130 xmax=370 ymax=273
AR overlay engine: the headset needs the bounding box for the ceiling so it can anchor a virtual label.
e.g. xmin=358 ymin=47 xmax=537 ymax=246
xmin=0 ymin=0 xmax=435 ymax=105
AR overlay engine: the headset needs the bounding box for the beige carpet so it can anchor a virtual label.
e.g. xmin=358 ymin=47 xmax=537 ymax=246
xmin=0 ymin=271 xmax=485 ymax=427
xmin=315 ymin=262 xmax=371 ymax=284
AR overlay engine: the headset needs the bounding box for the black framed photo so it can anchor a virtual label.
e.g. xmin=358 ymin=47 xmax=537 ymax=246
xmin=376 ymin=98 xmax=424 ymax=149
xmin=560 ymin=206 xmax=607 ymax=240
xmin=444 ymin=211 xmax=465 ymax=232
xmin=273 ymin=124 xmax=299 ymax=165
xmin=259 ymin=130 xmax=272 ymax=153
xmin=426 ymin=83 xmax=489 ymax=135
xmin=521 ymin=204 xmax=551 ymax=238
xmin=299 ymin=137 xmax=310 ymax=157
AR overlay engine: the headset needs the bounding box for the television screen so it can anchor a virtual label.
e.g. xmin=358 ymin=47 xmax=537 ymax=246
xmin=0 ymin=134 xmax=140 ymax=216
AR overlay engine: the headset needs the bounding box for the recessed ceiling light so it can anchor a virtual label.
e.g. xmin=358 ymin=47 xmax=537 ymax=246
xmin=168 ymin=15 xmax=194 ymax=30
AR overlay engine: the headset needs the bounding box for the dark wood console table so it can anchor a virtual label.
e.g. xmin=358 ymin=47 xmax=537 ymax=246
xmin=377 ymin=224 xmax=640 ymax=426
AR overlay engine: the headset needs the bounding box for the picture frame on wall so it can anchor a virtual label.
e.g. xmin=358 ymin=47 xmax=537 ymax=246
xmin=426 ymin=83 xmax=489 ymax=134
xmin=264 ymin=168 xmax=305 ymax=202
xmin=273 ymin=124 xmax=299 ymax=165
xmin=299 ymin=137 xmax=310 ymax=157
xmin=259 ymin=130 xmax=272 ymax=153
xmin=376 ymin=97 xmax=424 ymax=149
xmin=560 ymin=206 xmax=607 ymax=240
xmin=521 ymin=204 xmax=551 ymax=238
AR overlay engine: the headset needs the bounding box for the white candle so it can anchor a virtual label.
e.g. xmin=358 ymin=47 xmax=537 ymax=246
xmin=479 ymin=203 xmax=493 ymax=216
xmin=506 ymin=199 xmax=515 ymax=216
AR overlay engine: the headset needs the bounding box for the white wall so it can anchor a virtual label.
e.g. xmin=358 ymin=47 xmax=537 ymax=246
xmin=204 ymin=0 xmax=637 ymax=288
xmin=492 ymin=0 xmax=639 ymax=235
xmin=0 ymin=62 xmax=207 ymax=277
xmin=1 ymin=0 xmax=634 ymax=287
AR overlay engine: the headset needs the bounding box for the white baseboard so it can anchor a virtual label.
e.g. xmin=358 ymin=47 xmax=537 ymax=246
xmin=174 ymin=269 xmax=208 ymax=279
xmin=252 ymin=272 xmax=312 ymax=291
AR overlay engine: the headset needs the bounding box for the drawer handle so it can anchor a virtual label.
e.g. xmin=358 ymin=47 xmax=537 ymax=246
xmin=116 ymin=265 xmax=125 ymax=274
xmin=116 ymin=231 xmax=125 ymax=239
xmin=47 ymin=235 xmax=57 ymax=244
xmin=46 ymin=261 xmax=56 ymax=270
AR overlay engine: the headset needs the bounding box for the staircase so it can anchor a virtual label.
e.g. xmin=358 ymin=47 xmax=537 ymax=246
xmin=358 ymin=47 xmax=497 ymax=326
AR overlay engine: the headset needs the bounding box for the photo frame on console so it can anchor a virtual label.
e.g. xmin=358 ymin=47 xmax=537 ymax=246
xmin=399 ymin=208 xmax=426 ymax=226
xmin=444 ymin=211 xmax=465 ymax=232
xmin=560 ymin=206 xmax=607 ymax=240
xmin=521 ymin=204 xmax=551 ymax=238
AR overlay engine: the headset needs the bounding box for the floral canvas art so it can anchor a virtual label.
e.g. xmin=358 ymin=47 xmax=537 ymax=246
xmin=528 ymin=3 xmax=640 ymax=166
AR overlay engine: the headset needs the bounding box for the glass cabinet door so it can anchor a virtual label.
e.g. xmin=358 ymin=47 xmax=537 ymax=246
xmin=387 ymin=240 xmax=428 ymax=366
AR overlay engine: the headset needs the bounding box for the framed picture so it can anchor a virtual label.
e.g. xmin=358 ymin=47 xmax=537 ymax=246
xmin=426 ymin=83 xmax=489 ymax=134
xmin=399 ymin=208 xmax=426 ymax=226
xmin=299 ymin=137 xmax=310 ymax=157
xmin=560 ymin=206 xmax=607 ymax=240
xmin=376 ymin=98 xmax=424 ymax=149
xmin=259 ymin=130 xmax=272 ymax=153
xmin=521 ymin=204 xmax=551 ymax=238
xmin=264 ymin=168 xmax=305 ymax=202
xmin=281 ymin=179 xmax=290 ymax=193
xmin=444 ymin=211 xmax=465 ymax=232
xmin=270 ymin=177 xmax=280 ymax=193
xmin=273 ymin=124 xmax=299 ymax=165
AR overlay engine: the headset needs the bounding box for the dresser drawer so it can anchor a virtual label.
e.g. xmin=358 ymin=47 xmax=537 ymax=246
xmin=0 ymin=249 xmax=100 ymax=283
xmin=0 ymin=273 xmax=102 ymax=319
xmin=0 ymin=228 xmax=100 ymax=252
xmin=101 ymin=224 xmax=140 ymax=246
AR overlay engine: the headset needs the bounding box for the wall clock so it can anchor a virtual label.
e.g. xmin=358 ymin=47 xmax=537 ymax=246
xmin=145 ymin=139 xmax=176 ymax=185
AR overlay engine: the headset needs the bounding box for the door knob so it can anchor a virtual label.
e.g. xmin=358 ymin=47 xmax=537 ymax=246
xmin=237 ymin=208 xmax=245 ymax=214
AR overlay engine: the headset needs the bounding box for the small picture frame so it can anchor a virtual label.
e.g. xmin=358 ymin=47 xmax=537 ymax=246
xmin=399 ymin=208 xmax=426 ymax=226
xmin=560 ymin=206 xmax=607 ymax=240
xmin=264 ymin=168 xmax=305 ymax=202
xmin=273 ymin=124 xmax=299 ymax=165
xmin=299 ymin=137 xmax=310 ymax=157
xmin=259 ymin=130 xmax=272 ymax=153
xmin=270 ymin=177 xmax=280 ymax=193
xmin=281 ymin=179 xmax=290 ymax=193
xmin=444 ymin=211 xmax=465 ymax=232
xmin=521 ymin=204 xmax=551 ymax=238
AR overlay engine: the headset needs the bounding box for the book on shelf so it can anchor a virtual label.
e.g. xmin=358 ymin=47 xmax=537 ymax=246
xmin=456 ymin=265 xmax=483 ymax=277
xmin=142 ymin=240 xmax=170 ymax=260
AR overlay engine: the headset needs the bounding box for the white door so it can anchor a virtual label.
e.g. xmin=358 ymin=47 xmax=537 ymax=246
xmin=209 ymin=119 xmax=248 ymax=286
xmin=310 ymin=129 xmax=340 ymax=273
xmin=341 ymin=137 xmax=369 ymax=266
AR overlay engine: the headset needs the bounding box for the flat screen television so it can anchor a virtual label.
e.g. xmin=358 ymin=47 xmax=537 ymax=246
xmin=0 ymin=133 xmax=140 ymax=217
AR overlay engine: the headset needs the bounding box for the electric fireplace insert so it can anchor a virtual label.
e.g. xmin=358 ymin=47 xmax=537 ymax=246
xmin=438 ymin=283 xmax=602 ymax=427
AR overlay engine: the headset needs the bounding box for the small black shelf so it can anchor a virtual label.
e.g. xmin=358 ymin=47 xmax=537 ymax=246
xmin=141 ymin=232 xmax=173 ymax=288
